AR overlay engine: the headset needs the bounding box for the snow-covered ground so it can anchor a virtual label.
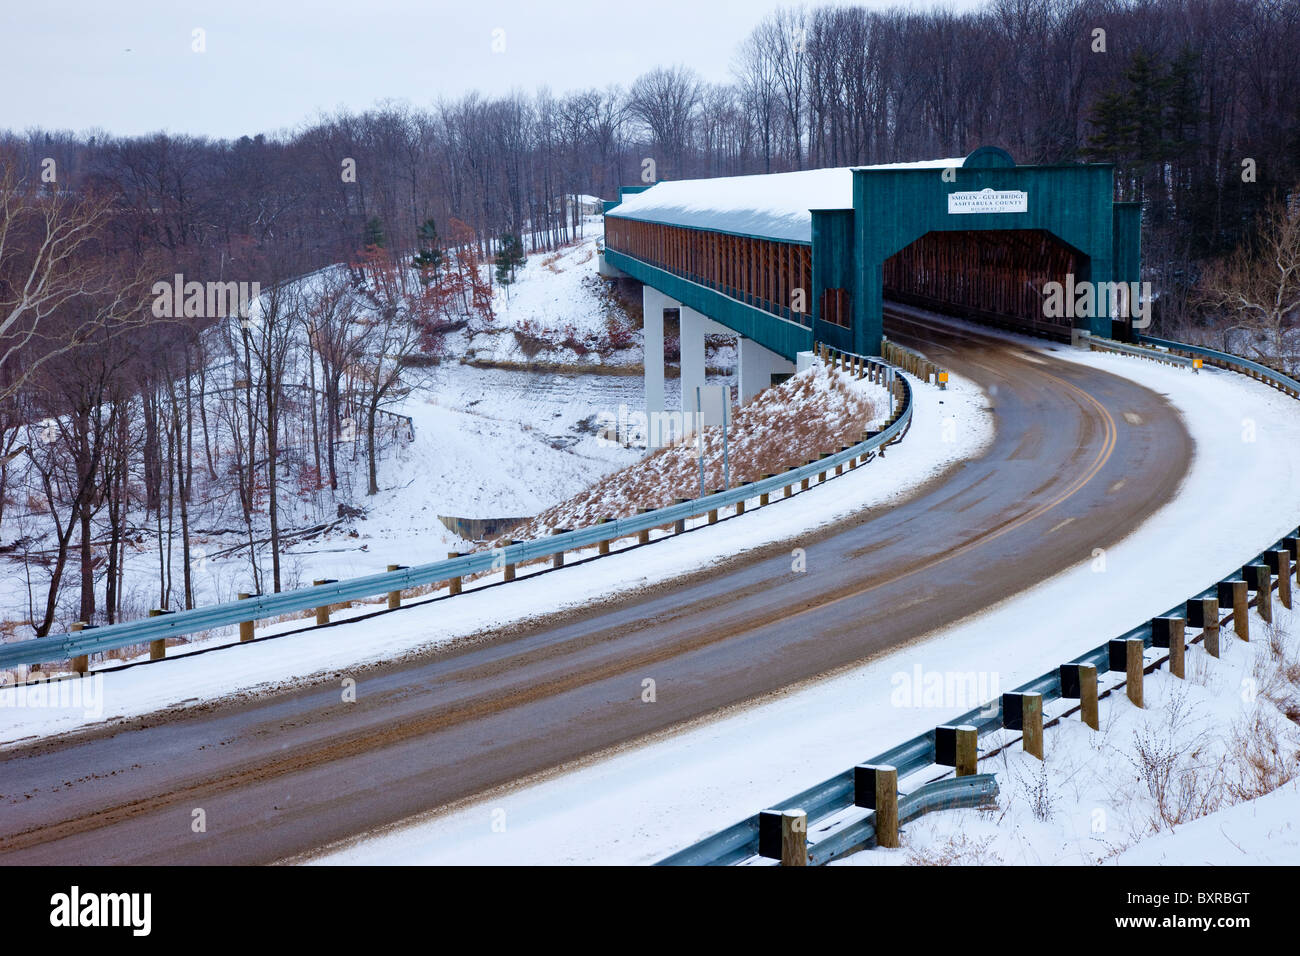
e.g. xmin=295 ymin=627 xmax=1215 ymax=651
xmin=0 ymin=233 xmax=662 ymax=643
xmin=0 ymin=365 xmax=992 ymax=743
xmin=834 ymin=600 xmax=1300 ymax=866
xmin=302 ymin=342 xmax=1300 ymax=866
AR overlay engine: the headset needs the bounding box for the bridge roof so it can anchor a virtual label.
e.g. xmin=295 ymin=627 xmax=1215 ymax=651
xmin=608 ymin=158 xmax=964 ymax=243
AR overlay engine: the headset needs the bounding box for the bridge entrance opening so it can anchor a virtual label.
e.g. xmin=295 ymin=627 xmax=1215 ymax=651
xmin=883 ymin=229 xmax=1084 ymax=340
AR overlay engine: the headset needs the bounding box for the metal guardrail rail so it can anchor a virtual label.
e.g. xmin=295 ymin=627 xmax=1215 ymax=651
xmin=805 ymin=774 xmax=999 ymax=866
xmin=1137 ymin=334 xmax=1300 ymax=396
xmin=1084 ymin=334 xmax=1196 ymax=368
xmin=0 ymin=354 xmax=914 ymax=671
xmin=657 ymin=333 xmax=1300 ymax=866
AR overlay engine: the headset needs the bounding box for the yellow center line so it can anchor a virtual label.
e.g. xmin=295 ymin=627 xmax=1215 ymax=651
xmin=775 ymin=361 xmax=1119 ymax=620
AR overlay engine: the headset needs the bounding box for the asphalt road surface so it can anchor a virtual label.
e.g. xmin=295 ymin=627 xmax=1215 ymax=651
xmin=0 ymin=309 xmax=1193 ymax=864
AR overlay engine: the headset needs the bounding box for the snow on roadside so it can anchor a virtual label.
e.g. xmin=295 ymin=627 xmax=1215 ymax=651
xmin=833 ymin=601 xmax=1300 ymax=866
xmin=0 ymin=367 xmax=991 ymax=744
xmin=306 ymin=340 xmax=1300 ymax=866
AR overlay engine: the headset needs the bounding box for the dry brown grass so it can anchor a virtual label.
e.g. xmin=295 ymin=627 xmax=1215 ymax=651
xmin=494 ymin=363 xmax=882 ymax=546
xmin=904 ymin=831 xmax=1002 ymax=865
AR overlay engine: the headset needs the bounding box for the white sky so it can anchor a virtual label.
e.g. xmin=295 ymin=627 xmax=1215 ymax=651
xmin=1 ymin=0 xmax=987 ymax=140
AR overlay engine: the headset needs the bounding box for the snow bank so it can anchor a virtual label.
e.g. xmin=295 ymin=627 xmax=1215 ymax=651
xmin=833 ymin=601 xmax=1300 ymax=866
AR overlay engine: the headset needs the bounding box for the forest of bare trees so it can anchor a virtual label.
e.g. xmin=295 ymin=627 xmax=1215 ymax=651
xmin=1 ymin=0 xmax=1297 ymax=637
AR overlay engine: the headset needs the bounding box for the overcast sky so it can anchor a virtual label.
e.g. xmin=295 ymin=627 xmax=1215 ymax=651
xmin=2 ymin=0 xmax=987 ymax=140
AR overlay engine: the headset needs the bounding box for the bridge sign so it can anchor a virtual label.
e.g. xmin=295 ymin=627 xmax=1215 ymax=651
xmin=947 ymin=188 xmax=1028 ymax=214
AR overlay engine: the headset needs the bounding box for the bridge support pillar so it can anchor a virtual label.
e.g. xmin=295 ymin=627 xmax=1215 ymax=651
xmin=642 ymin=286 xmax=672 ymax=422
xmin=679 ymin=305 xmax=708 ymax=419
xmin=738 ymin=335 xmax=795 ymax=404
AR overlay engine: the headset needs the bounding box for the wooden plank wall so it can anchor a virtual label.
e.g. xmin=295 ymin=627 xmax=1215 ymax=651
xmin=604 ymin=217 xmax=811 ymax=324
xmin=882 ymin=228 xmax=1077 ymax=334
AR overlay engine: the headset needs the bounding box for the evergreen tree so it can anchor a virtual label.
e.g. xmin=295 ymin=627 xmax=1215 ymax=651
xmin=363 ymin=216 xmax=386 ymax=249
xmin=494 ymin=232 xmax=526 ymax=286
xmin=412 ymin=218 xmax=443 ymax=283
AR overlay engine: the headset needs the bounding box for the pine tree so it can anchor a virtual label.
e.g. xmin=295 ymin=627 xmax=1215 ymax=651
xmin=494 ymin=232 xmax=526 ymax=286
xmin=363 ymin=217 xmax=385 ymax=249
xmin=412 ymin=218 xmax=443 ymax=283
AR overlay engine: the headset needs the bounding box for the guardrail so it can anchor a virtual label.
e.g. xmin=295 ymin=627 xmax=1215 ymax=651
xmin=1083 ymin=334 xmax=1197 ymax=368
xmin=881 ymin=336 xmax=946 ymax=385
xmin=805 ymin=774 xmax=999 ymax=866
xmin=0 ymin=351 xmax=915 ymax=672
xmin=1137 ymin=334 xmax=1300 ymax=397
xmin=657 ymin=333 xmax=1300 ymax=866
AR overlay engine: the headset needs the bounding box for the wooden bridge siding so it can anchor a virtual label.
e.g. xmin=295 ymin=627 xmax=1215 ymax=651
xmin=883 ymin=229 xmax=1078 ymax=337
xmin=602 ymin=221 xmax=814 ymax=360
xmin=605 ymin=217 xmax=812 ymax=326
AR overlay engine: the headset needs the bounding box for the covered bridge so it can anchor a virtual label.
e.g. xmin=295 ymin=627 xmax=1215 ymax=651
xmin=599 ymin=146 xmax=1141 ymax=420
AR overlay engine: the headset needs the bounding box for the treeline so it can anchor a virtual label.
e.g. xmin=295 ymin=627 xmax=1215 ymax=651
xmin=4 ymin=0 xmax=1295 ymax=321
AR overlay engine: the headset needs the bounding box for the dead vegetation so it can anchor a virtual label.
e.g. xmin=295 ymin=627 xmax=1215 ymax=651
xmin=496 ymin=363 xmax=883 ymax=546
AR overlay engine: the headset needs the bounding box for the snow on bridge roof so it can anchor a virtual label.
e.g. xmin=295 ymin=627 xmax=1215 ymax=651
xmin=608 ymin=158 xmax=965 ymax=243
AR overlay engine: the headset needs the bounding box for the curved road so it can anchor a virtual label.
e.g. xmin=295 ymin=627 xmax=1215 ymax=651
xmin=0 ymin=309 xmax=1193 ymax=864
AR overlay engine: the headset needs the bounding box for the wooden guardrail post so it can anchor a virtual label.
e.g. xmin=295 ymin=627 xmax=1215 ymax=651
xmin=386 ymin=565 xmax=406 ymax=609
xmin=311 ymin=581 xmax=337 ymax=625
xmin=447 ymin=554 xmax=465 ymax=595
xmin=1283 ymin=536 xmax=1300 ymax=587
xmin=708 ymin=491 xmax=722 ymax=525
xmin=1110 ymin=637 xmax=1145 ymax=708
xmin=781 ymin=810 xmax=808 ymax=867
xmin=1188 ymin=597 xmax=1220 ymax=658
xmin=853 ymin=763 xmax=900 ymax=849
xmin=237 ymin=592 xmax=256 ymax=641
xmin=1244 ymin=563 xmax=1272 ymax=623
xmin=1060 ymin=662 xmax=1099 ymax=730
xmin=636 ymin=507 xmax=651 ymax=544
xmin=1266 ymin=549 xmax=1292 ymax=610
xmin=552 ymin=528 xmax=572 ymax=568
xmin=674 ymin=498 xmax=688 ymax=534
xmin=504 ymin=541 xmax=520 ymax=582
xmin=1002 ymin=694 xmax=1043 ymax=758
xmin=736 ymin=491 xmax=745 ymax=515
xmin=801 ymin=461 xmax=813 ymax=492
xmin=1219 ymin=580 xmax=1249 ymax=641
xmin=70 ymin=621 xmax=88 ymax=675
xmin=935 ymin=723 xmax=978 ymax=774
xmin=817 ymin=452 xmax=831 ymax=483
xmin=1153 ymin=617 xmax=1186 ymax=679
xmin=835 ymin=446 xmax=848 ymax=476
xmin=1078 ymin=663 xmax=1099 ymax=730
xmin=597 ymin=517 xmax=613 ymax=555
xmin=956 ymin=725 xmax=978 ymax=776
xmin=760 ymin=474 xmax=775 ymax=506
xmin=148 ymin=608 xmax=167 ymax=659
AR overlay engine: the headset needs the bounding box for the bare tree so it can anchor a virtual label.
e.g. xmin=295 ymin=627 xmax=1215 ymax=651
xmin=627 ymin=66 xmax=703 ymax=179
xmin=1200 ymin=191 xmax=1300 ymax=370
xmin=0 ymin=157 xmax=151 ymax=405
xmin=304 ymin=269 xmax=365 ymax=491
